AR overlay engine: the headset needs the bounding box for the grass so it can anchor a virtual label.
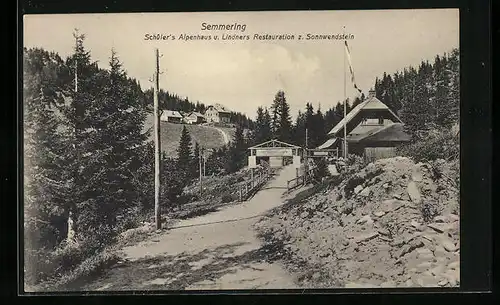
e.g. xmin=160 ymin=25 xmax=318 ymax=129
xmin=143 ymin=114 xmax=235 ymax=158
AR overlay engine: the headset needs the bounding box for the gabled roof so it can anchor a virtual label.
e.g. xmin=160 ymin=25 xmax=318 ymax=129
xmin=248 ymin=139 xmax=301 ymax=150
xmin=317 ymin=138 xmax=339 ymax=149
xmin=348 ymin=123 xmax=411 ymax=143
xmin=161 ymin=110 xmax=183 ymax=118
xmin=208 ymin=103 xmax=230 ymax=113
xmin=328 ymin=96 xmax=402 ymax=137
xmin=188 ymin=111 xmax=205 ymax=118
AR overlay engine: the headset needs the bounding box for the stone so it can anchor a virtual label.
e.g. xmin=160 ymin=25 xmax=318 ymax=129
xmin=380 ymin=280 xmax=396 ymax=288
xmin=373 ymin=211 xmax=386 ymax=217
xmin=441 ymin=238 xmax=457 ymax=252
xmin=438 ymin=279 xmax=448 ymax=286
xmin=345 ymin=282 xmax=365 ymax=288
xmin=407 ymin=181 xmax=422 ymax=204
xmin=416 ymin=261 xmax=433 ymax=273
xmin=411 ymin=167 xmax=424 ymax=182
xmin=300 ymin=211 xmax=309 ymax=218
xmin=448 ymin=261 xmax=460 ymax=270
xmin=430 ymin=264 xmax=446 ymax=276
xmin=434 ymin=215 xmax=448 ymax=223
xmin=411 ymin=220 xmax=420 ymax=228
xmin=399 ymin=239 xmax=424 ymax=257
xmin=359 ymin=187 xmax=371 ymax=197
xmin=427 ymin=223 xmax=447 ymax=233
xmin=378 ymin=228 xmax=390 ymax=236
xmin=443 ymin=270 xmax=459 ymax=286
xmin=381 ymin=199 xmax=403 ymax=213
xmin=416 ymin=274 xmax=439 ymax=287
xmin=355 ymin=232 xmax=379 ymax=243
xmin=422 ymin=234 xmax=435 ymax=242
xmin=447 ymin=213 xmax=460 ymax=222
xmin=433 ymin=245 xmax=447 ymax=256
xmin=416 ymin=248 xmax=434 ymax=260
xmin=354 ymin=185 xmax=363 ymax=194
xmin=357 ymin=215 xmax=373 ymax=225
xmin=405 ymin=279 xmax=414 ymax=287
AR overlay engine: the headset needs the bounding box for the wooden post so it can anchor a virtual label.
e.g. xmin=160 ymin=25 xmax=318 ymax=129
xmin=251 ymin=168 xmax=254 ymax=188
xmin=154 ymin=48 xmax=161 ymax=230
xmin=199 ymin=147 xmax=203 ymax=197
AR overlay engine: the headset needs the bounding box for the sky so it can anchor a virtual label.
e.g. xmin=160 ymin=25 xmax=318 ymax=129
xmin=24 ymin=9 xmax=459 ymax=120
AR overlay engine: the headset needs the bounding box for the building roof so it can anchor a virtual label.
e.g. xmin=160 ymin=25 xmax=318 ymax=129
xmin=248 ymin=139 xmax=301 ymax=150
xmin=208 ymin=103 xmax=230 ymax=113
xmin=327 ymin=95 xmax=402 ymax=137
xmin=188 ymin=111 xmax=205 ymax=118
xmin=161 ymin=110 xmax=183 ymax=118
xmin=317 ymin=138 xmax=339 ymax=149
xmin=348 ymin=123 xmax=411 ymax=143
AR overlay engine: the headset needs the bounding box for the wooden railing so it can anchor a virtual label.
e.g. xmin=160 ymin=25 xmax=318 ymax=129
xmin=286 ymin=166 xmax=316 ymax=192
xmin=236 ymin=160 xmax=277 ymax=202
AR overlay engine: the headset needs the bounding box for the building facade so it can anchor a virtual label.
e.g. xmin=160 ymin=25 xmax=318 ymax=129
xmin=204 ymin=103 xmax=231 ymax=124
xmin=317 ymin=90 xmax=411 ymax=162
xmin=160 ymin=110 xmax=183 ymax=123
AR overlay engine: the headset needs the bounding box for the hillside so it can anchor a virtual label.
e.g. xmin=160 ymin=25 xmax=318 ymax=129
xmin=143 ymin=113 xmax=235 ymax=158
xmin=255 ymin=157 xmax=460 ymax=288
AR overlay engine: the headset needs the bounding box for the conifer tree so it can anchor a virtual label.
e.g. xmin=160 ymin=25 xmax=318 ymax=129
xmin=254 ymin=106 xmax=272 ymax=144
xmin=177 ymin=125 xmax=193 ymax=174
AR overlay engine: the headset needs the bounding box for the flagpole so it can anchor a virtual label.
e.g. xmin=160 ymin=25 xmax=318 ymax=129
xmin=343 ymin=26 xmax=348 ymax=159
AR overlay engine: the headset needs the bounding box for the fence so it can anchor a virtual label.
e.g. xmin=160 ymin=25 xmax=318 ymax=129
xmin=286 ymin=166 xmax=316 ymax=192
xmin=236 ymin=160 xmax=274 ymax=202
xmin=364 ymin=147 xmax=397 ymax=163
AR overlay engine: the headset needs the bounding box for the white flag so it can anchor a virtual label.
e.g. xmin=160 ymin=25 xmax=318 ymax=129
xmin=344 ymin=40 xmax=363 ymax=94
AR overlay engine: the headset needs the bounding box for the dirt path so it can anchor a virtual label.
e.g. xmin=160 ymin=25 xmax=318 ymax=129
xmin=82 ymin=165 xmax=299 ymax=291
xmin=211 ymin=126 xmax=230 ymax=145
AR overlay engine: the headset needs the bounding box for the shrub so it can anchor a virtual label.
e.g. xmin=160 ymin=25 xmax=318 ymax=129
xmin=420 ymin=200 xmax=440 ymax=223
xmin=397 ymin=126 xmax=459 ymax=163
xmin=313 ymin=159 xmax=330 ymax=181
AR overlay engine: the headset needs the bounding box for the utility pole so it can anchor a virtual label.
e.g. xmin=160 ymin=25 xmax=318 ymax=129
xmin=343 ymin=26 xmax=348 ymax=159
xmin=304 ymin=128 xmax=308 ymax=185
xmin=203 ymin=149 xmax=206 ymax=177
xmin=67 ymin=29 xmax=84 ymax=245
xmin=154 ymin=48 xmax=161 ymax=230
xmin=199 ymin=146 xmax=203 ymax=196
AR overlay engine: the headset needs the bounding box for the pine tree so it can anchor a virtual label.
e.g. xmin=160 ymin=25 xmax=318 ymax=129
xmin=73 ymin=49 xmax=148 ymax=246
xmin=177 ymin=125 xmax=193 ymax=174
xmin=293 ymin=110 xmax=306 ymax=147
xmin=192 ymin=141 xmax=200 ymax=178
xmin=23 ymin=48 xmax=73 ymax=256
xmin=311 ymin=107 xmax=326 ymax=148
xmin=270 ymin=90 xmax=292 ymax=142
xmin=228 ymin=124 xmax=246 ymax=173
xmin=254 ymin=106 xmax=272 ymax=144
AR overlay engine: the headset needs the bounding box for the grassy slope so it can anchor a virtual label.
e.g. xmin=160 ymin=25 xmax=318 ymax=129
xmin=144 ymin=113 xmax=235 ymax=158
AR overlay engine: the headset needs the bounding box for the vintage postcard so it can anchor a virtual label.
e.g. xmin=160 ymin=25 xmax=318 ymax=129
xmin=22 ymin=9 xmax=460 ymax=292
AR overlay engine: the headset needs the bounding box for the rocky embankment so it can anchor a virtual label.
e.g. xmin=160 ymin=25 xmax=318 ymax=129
xmin=255 ymin=157 xmax=460 ymax=288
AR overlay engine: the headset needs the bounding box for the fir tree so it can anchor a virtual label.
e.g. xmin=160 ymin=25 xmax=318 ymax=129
xmin=254 ymin=106 xmax=272 ymax=144
xmin=270 ymin=90 xmax=292 ymax=142
xmin=177 ymin=125 xmax=193 ymax=174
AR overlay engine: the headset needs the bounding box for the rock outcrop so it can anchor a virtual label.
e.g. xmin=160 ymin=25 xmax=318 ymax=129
xmin=255 ymin=157 xmax=460 ymax=288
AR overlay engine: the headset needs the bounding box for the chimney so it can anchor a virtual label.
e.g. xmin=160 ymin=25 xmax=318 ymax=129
xmin=368 ymin=90 xmax=376 ymax=99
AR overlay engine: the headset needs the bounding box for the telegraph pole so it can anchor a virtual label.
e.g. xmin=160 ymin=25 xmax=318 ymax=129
xmin=199 ymin=146 xmax=203 ymax=196
xmin=154 ymin=48 xmax=161 ymax=230
xmin=304 ymin=128 xmax=308 ymax=185
xmin=343 ymin=26 xmax=348 ymax=159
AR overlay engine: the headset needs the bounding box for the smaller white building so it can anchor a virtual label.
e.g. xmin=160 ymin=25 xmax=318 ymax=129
xmin=184 ymin=112 xmax=206 ymax=124
xmin=160 ymin=110 xmax=183 ymax=123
